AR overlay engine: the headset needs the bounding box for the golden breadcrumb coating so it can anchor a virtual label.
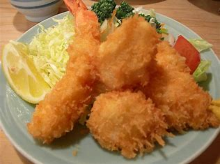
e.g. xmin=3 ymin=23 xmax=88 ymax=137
xmin=87 ymin=91 xmax=168 ymax=158
xmin=27 ymin=19 xmax=100 ymax=144
xmin=143 ymin=42 xmax=220 ymax=132
xmin=27 ymin=0 xmax=101 ymax=144
xmin=155 ymin=41 xmax=190 ymax=73
xmin=27 ymin=37 xmax=98 ymax=143
xmin=95 ymin=15 xmax=160 ymax=91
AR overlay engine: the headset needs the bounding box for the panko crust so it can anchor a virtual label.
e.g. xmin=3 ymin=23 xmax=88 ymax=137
xmin=87 ymin=91 xmax=168 ymax=158
xmin=143 ymin=41 xmax=220 ymax=132
xmin=96 ymin=15 xmax=160 ymax=91
xmin=27 ymin=34 xmax=99 ymax=144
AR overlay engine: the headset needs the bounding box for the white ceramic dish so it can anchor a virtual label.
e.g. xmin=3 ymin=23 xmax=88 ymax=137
xmin=10 ymin=0 xmax=63 ymax=22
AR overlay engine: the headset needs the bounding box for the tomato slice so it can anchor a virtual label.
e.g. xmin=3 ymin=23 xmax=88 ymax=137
xmin=174 ymin=35 xmax=200 ymax=73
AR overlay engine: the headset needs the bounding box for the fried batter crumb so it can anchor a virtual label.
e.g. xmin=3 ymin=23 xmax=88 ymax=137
xmin=72 ymin=150 xmax=78 ymax=156
xmin=87 ymin=91 xmax=169 ymax=158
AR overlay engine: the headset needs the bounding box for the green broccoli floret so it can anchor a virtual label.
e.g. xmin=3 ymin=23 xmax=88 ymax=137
xmin=116 ymin=1 xmax=134 ymax=20
xmin=139 ymin=14 xmax=162 ymax=33
xmin=91 ymin=0 xmax=116 ymax=24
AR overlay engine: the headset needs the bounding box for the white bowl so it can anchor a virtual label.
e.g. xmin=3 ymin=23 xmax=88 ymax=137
xmin=10 ymin=0 xmax=63 ymax=22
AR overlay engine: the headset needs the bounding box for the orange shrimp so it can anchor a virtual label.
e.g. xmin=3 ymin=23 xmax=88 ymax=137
xmin=27 ymin=0 xmax=100 ymax=144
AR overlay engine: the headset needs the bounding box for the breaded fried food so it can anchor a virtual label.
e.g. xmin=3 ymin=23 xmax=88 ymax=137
xmin=143 ymin=42 xmax=220 ymax=132
xmin=27 ymin=0 xmax=100 ymax=144
xmin=155 ymin=41 xmax=190 ymax=73
xmin=95 ymin=15 xmax=160 ymax=91
xmin=87 ymin=91 xmax=168 ymax=159
xmin=27 ymin=53 xmax=96 ymax=144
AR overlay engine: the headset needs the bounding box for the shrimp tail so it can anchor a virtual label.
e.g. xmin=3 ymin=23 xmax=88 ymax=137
xmin=64 ymin=0 xmax=87 ymax=15
xmin=64 ymin=0 xmax=100 ymax=40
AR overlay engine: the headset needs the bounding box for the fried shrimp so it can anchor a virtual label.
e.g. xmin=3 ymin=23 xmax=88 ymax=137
xmin=87 ymin=91 xmax=169 ymax=158
xmin=27 ymin=0 xmax=100 ymax=144
xmin=95 ymin=15 xmax=160 ymax=92
xmin=144 ymin=42 xmax=220 ymax=132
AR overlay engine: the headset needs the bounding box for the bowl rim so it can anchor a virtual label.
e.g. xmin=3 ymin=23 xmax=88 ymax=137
xmin=10 ymin=0 xmax=62 ymax=9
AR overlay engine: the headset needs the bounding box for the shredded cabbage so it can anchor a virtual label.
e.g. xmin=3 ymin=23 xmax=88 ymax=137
xmin=149 ymin=9 xmax=156 ymax=18
xmin=188 ymin=39 xmax=212 ymax=52
xmin=193 ymin=60 xmax=211 ymax=82
xmin=28 ymin=14 xmax=75 ymax=87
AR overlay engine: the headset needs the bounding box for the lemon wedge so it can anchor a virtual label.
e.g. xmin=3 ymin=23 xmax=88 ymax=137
xmin=1 ymin=41 xmax=51 ymax=104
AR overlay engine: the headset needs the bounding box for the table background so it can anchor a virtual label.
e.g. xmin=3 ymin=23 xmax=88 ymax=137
xmin=0 ymin=0 xmax=220 ymax=164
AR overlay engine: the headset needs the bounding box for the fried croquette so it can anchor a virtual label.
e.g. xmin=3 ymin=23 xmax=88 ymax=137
xmin=95 ymin=15 xmax=160 ymax=91
xmin=87 ymin=91 xmax=169 ymax=158
xmin=143 ymin=42 xmax=220 ymax=132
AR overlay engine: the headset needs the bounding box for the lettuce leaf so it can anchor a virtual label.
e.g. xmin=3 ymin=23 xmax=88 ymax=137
xmin=188 ymin=39 xmax=212 ymax=52
xmin=193 ymin=60 xmax=211 ymax=82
